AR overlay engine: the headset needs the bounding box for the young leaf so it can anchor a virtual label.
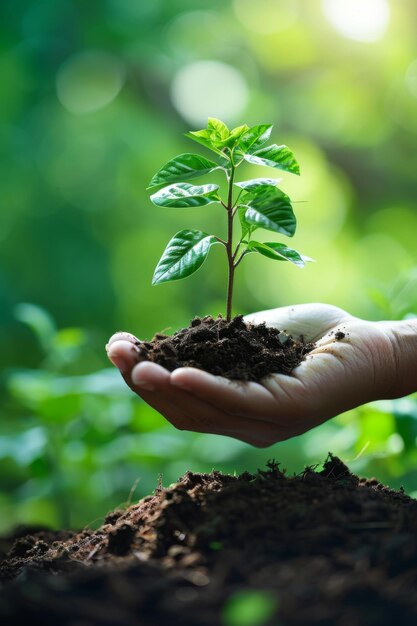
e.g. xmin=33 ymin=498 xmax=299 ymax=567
xmin=150 ymin=183 xmax=220 ymax=208
xmin=247 ymin=241 xmax=313 ymax=267
xmin=222 ymin=124 xmax=250 ymax=148
xmin=185 ymin=129 xmax=225 ymax=156
xmin=244 ymin=144 xmax=300 ymax=175
xmin=242 ymin=187 xmax=296 ymax=237
xmin=238 ymin=124 xmax=273 ymax=154
xmin=234 ymin=177 xmax=282 ymax=191
xmin=152 ymin=229 xmax=219 ymax=285
xmin=147 ymin=153 xmax=220 ymax=189
xmin=230 ymin=124 xmax=250 ymax=140
xmin=185 ymin=118 xmax=232 ymax=154
xmin=207 ymin=117 xmax=229 ymax=140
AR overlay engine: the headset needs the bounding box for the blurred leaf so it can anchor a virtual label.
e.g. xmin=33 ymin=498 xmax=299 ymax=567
xmin=14 ymin=303 xmax=56 ymax=351
xmin=244 ymin=144 xmax=300 ymax=175
xmin=7 ymin=369 xmax=127 ymax=409
xmin=152 ymin=229 xmax=220 ymax=285
xmin=0 ymin=427 xmax=46 ymax=465
xmin=150 ymin=182 xmax=220 ymax=207
xmin=48 ymin=328 xmax=87 ymax=368
xmin=357 ymin=408 xmax=395 ymax=453
xmin=147 ymin=153 xmax=220 ymax=188
xmin=222 ymin=590 xmax=277 ymax=626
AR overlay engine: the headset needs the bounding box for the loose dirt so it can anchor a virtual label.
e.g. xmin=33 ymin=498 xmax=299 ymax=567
xmin=136 ymin=315 xmax=316 ymax=382
xmin=1 ymin=455 xmax=417 ymax=625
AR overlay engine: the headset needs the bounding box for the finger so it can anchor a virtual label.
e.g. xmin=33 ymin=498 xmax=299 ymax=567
xmin=106 ymin=339 xmax=143 ymax=373
xmin=169 ymin=366 xmax=286 ymax=421
xmin=107 ymin=331 xmax=140 ymax=348
xmin=130 ymin=362 xmax=290 ymax=444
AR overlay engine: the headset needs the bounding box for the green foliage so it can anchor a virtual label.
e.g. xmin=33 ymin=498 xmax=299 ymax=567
xmin=150 ymin=182 xmax=220 ymax=208
xmin=152 ymin=230 xmax=220 ymax=285
xmin=149 ymin=119 xmax=311 ymax=319
xmin=222 ymin=590 xmax=277 ymax=626
xmin=2 ymin=1 xmax=417 ymax=534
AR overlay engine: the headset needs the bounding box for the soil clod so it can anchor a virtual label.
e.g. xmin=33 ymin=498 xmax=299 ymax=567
xmin=137 ymin=315 xmax=315 ymax=382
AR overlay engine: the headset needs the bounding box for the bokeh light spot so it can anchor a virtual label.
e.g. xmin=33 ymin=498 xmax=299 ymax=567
xmin=56 ymin=51 xmax=126 ymax=115
xmin=322 ymin=0 xmax=390 ymax=42
xmin=233 ymin=0 xmax=299 ymax=35
xmin=405 ymin=59 xmax=417 ymax=99
xmin=170 ymin=61 xmax=249 ymax=126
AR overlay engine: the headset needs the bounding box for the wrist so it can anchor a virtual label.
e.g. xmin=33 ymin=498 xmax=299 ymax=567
xmin=380 ymin=318 xmax=417 ymax=399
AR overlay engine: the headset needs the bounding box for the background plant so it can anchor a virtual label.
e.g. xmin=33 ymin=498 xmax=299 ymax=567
xmin=1 ymin=0 xmax=417 ymax=533
xmin=149 ymin=118 xmax=312 ymax=320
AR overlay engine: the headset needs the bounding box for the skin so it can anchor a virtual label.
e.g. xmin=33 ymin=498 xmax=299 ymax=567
xmin=106 ymin=303 xmax=417 ymax=448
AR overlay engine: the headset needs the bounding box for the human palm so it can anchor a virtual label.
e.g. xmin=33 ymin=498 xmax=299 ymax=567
xmin=106 ymin=303 xmax=402 ymax=447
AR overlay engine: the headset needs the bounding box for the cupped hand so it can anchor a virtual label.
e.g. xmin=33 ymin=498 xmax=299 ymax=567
xmin=106 ymin=303 xmax=403 ymax=447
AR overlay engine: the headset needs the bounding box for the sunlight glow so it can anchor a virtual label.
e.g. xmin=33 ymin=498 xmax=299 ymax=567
xmin=405 ymin=59 xmax=417 ymax=99
xmin=233 ymin=0 xmax=299 ymax=35
xmin=170 ymin=61 xmax=248 ymax=126
xmin=322 ymin=0 xmax=390 ymax=42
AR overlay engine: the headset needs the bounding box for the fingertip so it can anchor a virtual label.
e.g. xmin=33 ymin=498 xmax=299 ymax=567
xmin=170 ymin=367 xmax=199 ymax=391
xmin=131 ymin=361 xmax=170 ymax=390
xmin=107 ymin=340 xmax=141 ymax=373
xmin=106 ymin=331 xmax=139 ymax=349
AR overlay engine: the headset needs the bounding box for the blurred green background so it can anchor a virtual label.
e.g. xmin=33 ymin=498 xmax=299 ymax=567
xmin=1 ymin=0 xmax=417 ymax=532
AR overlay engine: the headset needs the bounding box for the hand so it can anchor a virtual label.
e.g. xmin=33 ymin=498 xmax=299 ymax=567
xmin=106 ymin=303 xmax=417 ymax=447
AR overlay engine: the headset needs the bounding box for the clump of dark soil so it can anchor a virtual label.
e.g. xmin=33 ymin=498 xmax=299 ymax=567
xmin=136 ymin=315 xmax=316 ymax=382
xmin=2 ymin=455 xmax=417 ymax=625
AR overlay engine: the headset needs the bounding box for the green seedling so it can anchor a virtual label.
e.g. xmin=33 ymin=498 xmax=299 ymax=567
xmin=148 ymin=118 xmax=312 ymax=322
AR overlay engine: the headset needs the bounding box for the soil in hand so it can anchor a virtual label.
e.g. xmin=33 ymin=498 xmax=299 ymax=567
xmin=136 ymin=314 xmax=316 ymax=382
xmin=1 ymin=455 xmax=417 ymax=625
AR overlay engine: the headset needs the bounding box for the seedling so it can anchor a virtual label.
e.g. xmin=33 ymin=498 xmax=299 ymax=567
xmin=148 ymin=118 xmax=312 ymax=322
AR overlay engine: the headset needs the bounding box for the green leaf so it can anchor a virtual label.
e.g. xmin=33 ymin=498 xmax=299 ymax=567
xmin=147 ymin=153 xmax=220 ymax=189
xmin=248 ymin=241 xmax=313 ymax=267
xmin=14 ymin=303 xmax=56 ymax=352
xmin=152 ymin=229 xmax=219 ymax=285
xmin=185 ymin=118 xmax=232 ymax=154
xmin=244 ymin=144 xmax=300 ymax=175
xmin=150 ymin=183 xmax=220 ymax=208
xmin=242 ymin=187 xmax=297 ymax=236
xmin=185 ymin=129 xmax=225 ymax=156
xmin=207 ymin=117 xmax=229 ymax=140
xmin=238 ymin=206 xmax=253 ymax=239
xmin=230 ymin=124 xmax=250 ymax=140
xmin=223 ymin=124 xmax=250 ymax=148
xmin=238 ymin=124 xmax=273 ymax=154
xmin=234 ymin=177 xmax=281 ymax=191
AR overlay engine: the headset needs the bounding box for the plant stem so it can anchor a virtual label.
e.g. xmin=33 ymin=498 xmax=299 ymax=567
xmin=226 ymin=162 xmax=236 ymax=322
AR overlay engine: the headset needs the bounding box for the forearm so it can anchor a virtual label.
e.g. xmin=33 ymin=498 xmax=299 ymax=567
xmin=381 ymin=318 xmax=417 ymax=399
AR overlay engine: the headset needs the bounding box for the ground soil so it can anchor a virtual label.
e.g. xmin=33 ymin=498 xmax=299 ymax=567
xmin=1 ymin=455 xmax=417 ymax=625
xmin=136 ymin=315 xmax=316 ymax=382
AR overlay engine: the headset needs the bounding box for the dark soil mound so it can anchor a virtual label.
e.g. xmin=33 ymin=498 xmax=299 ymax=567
xmin=1 ymin=455 xmax=417 ymax=625
xmin=137 ymin=315 xmax=316 ymax=382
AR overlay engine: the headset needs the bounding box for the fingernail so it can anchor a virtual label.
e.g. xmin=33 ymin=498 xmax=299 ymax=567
xmin=135 ymin=381 xmax=155 ymax=392
xmin=170 ymin=378 xmax=192 ymax=392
